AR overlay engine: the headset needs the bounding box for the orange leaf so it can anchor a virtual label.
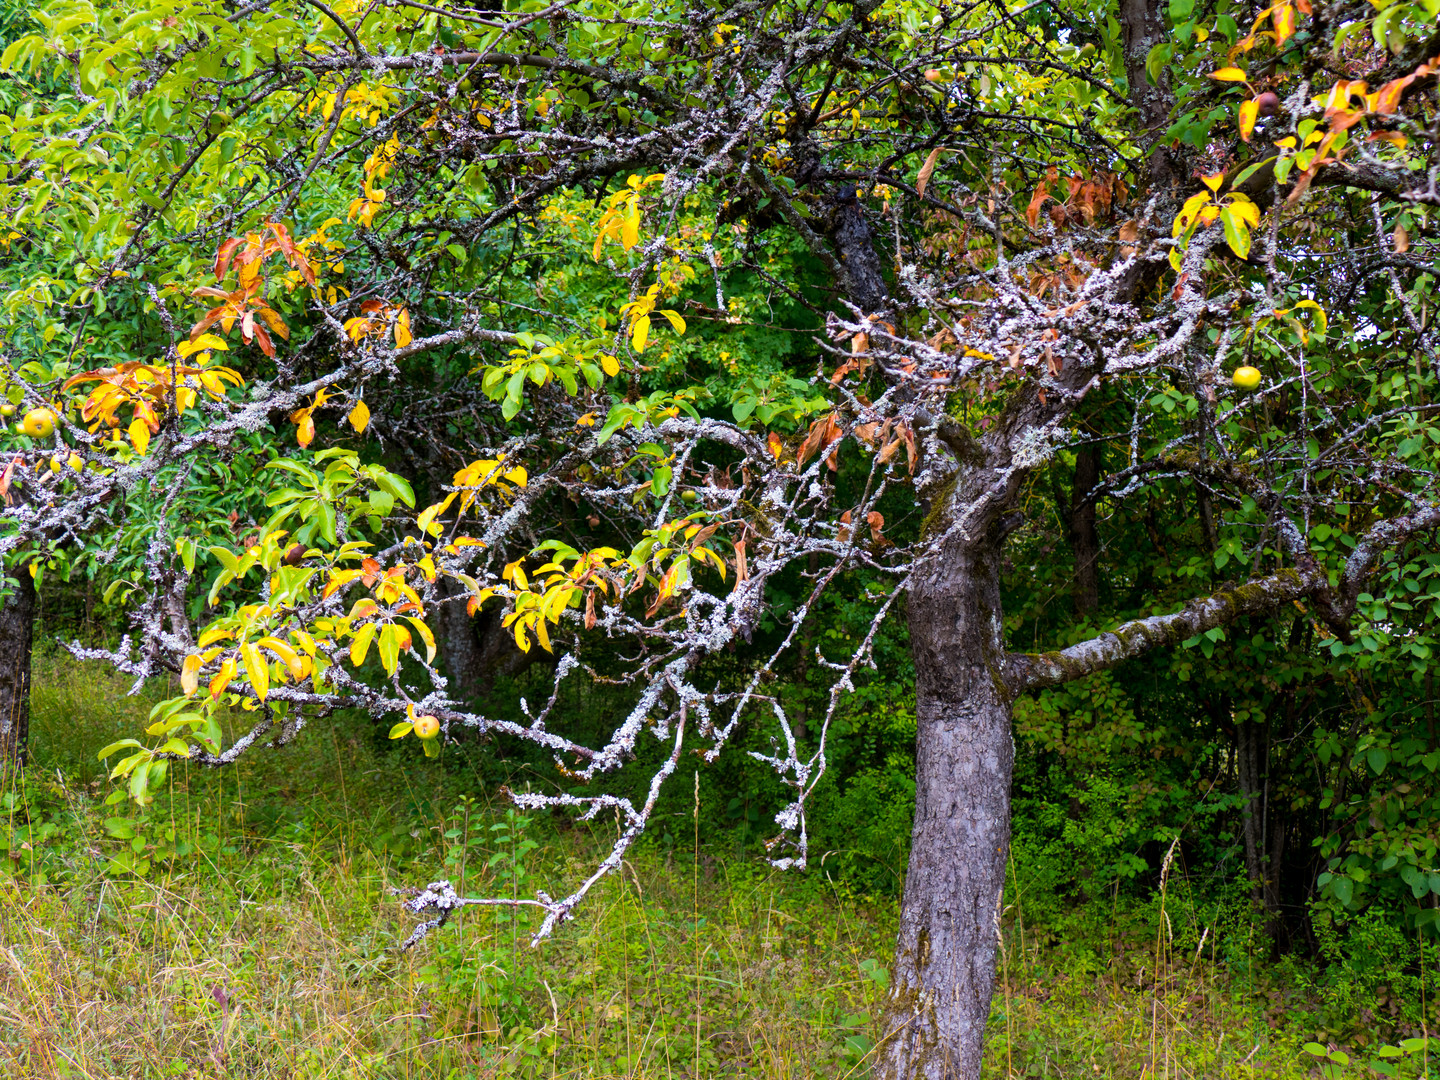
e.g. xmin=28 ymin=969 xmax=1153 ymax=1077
xmin=767 ymin=431 xmax=783 ymax=460
xmin=213 ymin=237 xmax=244 ymax=282
xmin=796 ymin=414 xmax=837 ymax=468
xmin=1025 ymin=181 xmax=1051 ymax=229
xmin=1373 ymin=75 xmax=1415 ymax=115
xmin=1272 ymin=2 xmax=1295 ymax=45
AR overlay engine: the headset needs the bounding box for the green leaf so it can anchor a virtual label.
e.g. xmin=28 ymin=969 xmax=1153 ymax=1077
xmin=1219 ymin=207 xmax=1251 ymax=260
xmin=378 ymin=623 xmax=401 ymax=675
xmin=1330 ymin=875 xmax=1354 ymax=906
xmin=103 ymin=818 xmax=136 ymax=839
xmin=96 ymin=738 xmax=144 ymax=761
xmin=207 ymin=546 xmax=241 ymax=575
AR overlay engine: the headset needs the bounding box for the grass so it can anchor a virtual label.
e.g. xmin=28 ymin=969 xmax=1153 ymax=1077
xmin=0 ymin=656 xmax=1433 ymax=1079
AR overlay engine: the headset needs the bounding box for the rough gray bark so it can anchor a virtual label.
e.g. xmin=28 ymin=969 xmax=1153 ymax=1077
xmin=1118 ymin=0 xmax=1180 ymax=187
xmin=0 ymin=569 xmax=36 ymax=779
xmin=830 ymin=186 xmax=890 ymax=315
xmin=434 ymin=573 xmax=486 ymax=707
xmin=877 ymin=535 xmax=1012 ymax=1080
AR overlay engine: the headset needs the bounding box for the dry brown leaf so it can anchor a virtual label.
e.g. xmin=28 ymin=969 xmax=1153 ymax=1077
xmin=916 ymin=147 xmax=944 ymax=199
xmin=1119 ymin=218 xmax=1140 ymax=259
xmin=926 ymin=327 xmax=958 ymax=351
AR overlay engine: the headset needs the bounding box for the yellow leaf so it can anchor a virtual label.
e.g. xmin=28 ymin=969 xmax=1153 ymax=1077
xmin=241 ymin=642 xmax=268 ymax=701
xmin=1208 ymin=67 xmax=1249 ymax=82
xmin=631 ymin=314 xmax=651 ymax=353
xmin=178 ymin=335 xmax=228 ymax=357
xmin=416 ymin=500 xmax=446 ymax=536
xmin=1201 ymin=172 xmax=1226 ymax=193
xmin=198 ymin=626 xmax=232 ymax=648
xmin=394 ymin=308 xmax=412 ymax=347
xmin=349 ymin=399 xmax=370 ymax=433
xmin=258 ymin=636 xmax=303 ymax=679
xmin=504 ymin=559 xmax=529 ymax=591
xmin=406 ymin=616 xmax=437 ymax=663
xmin=128 ymin=417 xmax=151 ymax=456
xmin=350 ymin=622 xmax=376 ymax=667
xmin=600 ymin=353 xmax=620 ymax=377
xmin=295 ymin=412 xmax=315 ymax=448
xmin=620 ymin=206 xmax=641 ymax=250
xmin=1238 ymin=98 xmax=1259 ymax=143
xmin=180 ymin=654 xmax=202 ymax=696
xmin=1227 ymin=194 xmax=1261 ymax=228
xmin=660 ymin=310 xmax=686 ymax=335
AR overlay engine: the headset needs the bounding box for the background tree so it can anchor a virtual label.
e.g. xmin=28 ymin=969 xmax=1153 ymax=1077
xmin=3 ymin=0 xmax=1440 ymax=1077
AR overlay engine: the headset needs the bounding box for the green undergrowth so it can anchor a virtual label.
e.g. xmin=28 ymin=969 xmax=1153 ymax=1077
xmin=0 ymin=658 xmax=1436 ymax=1078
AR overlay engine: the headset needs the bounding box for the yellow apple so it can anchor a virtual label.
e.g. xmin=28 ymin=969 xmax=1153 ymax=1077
xmin=414 ymin=715 xmax=441 ymax=740
xmin=21 ymin=407 xmax=57 ymax=438
xmin=1232 ymin=366 xmax=1262 ymax=390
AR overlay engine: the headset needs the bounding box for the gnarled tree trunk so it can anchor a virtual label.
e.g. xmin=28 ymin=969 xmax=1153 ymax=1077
xmin=877 ymin=534 xmax=1013 ymax=1080
xmin=0 ymin=569 xmax=37 ymax=780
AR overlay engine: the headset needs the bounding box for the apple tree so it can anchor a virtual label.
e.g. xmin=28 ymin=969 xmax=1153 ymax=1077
xmin=4 ymin=0 xmax=1440 ymax=1076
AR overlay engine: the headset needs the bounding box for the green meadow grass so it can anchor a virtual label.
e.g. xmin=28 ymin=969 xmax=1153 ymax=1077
xmin=0 ymin=657 xmax=1423 ymax=1078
